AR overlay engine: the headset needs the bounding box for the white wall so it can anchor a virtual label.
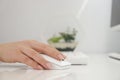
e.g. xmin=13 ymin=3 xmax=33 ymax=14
xmin=76 ymin=0 xmax=113 ymax=53
xmin=0 ymin=0 xmax=84 ymax=42
xmin=0 ymin=0 xmax=119 ymax=53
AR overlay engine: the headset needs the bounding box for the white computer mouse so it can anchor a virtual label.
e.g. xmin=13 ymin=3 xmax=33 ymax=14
xmin=40 ymin=54 xmax=71 ymax=70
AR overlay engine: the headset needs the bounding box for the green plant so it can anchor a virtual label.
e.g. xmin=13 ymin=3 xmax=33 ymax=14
xmin=48 ymin=28 xmax=77 ymax=43
xmin=60 ymin=32 xmax=75 ymax=42
xmin=48 ymin=36 xmax=62 ymax=43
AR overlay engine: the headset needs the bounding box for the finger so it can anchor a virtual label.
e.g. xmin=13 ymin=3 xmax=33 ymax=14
xmin=44 ymin=46 xmax=66 ymax=60
xmin=20 ymin=47 xmax=52 ymax=69
xmin=29 ymin=41 xmax=66 ymax=60
xmin=18 ymin=54 xmax=43 ymax=70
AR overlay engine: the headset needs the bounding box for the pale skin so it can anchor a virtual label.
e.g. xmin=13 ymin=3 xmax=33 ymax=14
xmin=0 ymin=40 xmax=66 ymax=70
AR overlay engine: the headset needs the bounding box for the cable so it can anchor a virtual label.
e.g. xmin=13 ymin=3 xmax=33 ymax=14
xmin=76 ymin=0 xmax=89 ymax=19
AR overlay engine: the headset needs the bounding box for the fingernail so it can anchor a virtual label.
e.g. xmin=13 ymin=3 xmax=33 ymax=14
xmin=57 ymin=54 xmax=65 ymax=60
xmin=62 ymin=59 xmax=64 ymax=61
xmin=46 ymin=63 xmax=52 ymax=69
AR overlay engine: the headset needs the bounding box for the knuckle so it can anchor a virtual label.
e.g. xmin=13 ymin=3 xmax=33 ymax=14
xmin=22 ymin=57 xmax=29 ymax=62
xmin=29 ymin=51 xmax=37 ymax=58
xmin=41 ymin=44 xmax=49 ymax=50
xmin=32 ymin=54 xmax=37 ymax=58
xmin=42 ymin=60 xmax=49 ymax=66
xmin=27 ymin=60 xmax=38 ymax=67
xmin=22 ymin=40 xmax=37 ymax=44
xmin=29 ymin=40 xmax=37 ymax=43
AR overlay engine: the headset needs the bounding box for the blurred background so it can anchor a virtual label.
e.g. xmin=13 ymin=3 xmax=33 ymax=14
xmin=0 ymin=0 xmax=119 ymax=53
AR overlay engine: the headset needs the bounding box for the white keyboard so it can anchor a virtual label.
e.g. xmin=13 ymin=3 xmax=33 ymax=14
xmin=109 ymin=53 xmax=120 ymax=60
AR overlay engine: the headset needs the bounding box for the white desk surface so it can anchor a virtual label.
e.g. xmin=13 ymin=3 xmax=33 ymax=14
xmin=0 ymin=53 xmax=120 ymax=80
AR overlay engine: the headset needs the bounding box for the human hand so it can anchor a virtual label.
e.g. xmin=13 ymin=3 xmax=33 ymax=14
xmin=0 ymin=40 xmax=66 ymax=70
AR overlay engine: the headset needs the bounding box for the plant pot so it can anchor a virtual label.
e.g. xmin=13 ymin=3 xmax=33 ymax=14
xmin=48 ymin=42 xmax=78 ymax=51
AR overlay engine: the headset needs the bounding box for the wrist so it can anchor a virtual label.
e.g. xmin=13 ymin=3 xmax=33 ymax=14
xmin=0 ymin=44 xmax=3 ymax=61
